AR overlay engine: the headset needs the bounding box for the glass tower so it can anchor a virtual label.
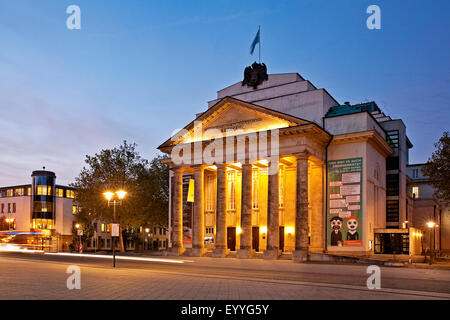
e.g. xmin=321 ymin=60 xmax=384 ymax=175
xmin=31 ymin=170 xmax=56 ymax=230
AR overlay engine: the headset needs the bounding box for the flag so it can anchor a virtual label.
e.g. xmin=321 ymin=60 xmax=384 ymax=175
xmin=250 ymin=28 xmax=260 ymax=55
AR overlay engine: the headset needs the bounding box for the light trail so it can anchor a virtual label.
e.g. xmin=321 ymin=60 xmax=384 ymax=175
xmin=44 ymin=252 xmax=194 ymax=264
xmin=0 ymin=244 xmax=44 ymax=253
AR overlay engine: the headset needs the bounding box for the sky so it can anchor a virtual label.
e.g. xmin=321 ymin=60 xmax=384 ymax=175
xmin=0 ymin=0 xmax=449 ymax=186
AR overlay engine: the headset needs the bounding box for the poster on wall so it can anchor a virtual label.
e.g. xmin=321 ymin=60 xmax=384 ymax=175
xmin=327 ymin=158 xmax=363 ymax=247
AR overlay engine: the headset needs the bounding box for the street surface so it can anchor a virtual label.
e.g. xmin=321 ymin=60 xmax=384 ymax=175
xmin=0 ymin=252 xmax=449 ymax=300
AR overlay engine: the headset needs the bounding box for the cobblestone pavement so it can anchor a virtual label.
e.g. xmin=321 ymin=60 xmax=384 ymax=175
xmin=1 ymin=254 xmax=449 ymax=300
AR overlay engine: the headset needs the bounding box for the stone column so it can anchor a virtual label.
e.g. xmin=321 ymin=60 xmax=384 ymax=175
xmin=309 ymin=162 xmax=324 ymax=253
xmin=169 ymin=167 xmax=185 ymax=256
xmin=264 ymin=160 xmax=280 ymax=259
xmin=237 ymin=163 xmax=254 ymax=258
xmin=213 ymin=164 xmax=228 ymax=257
xmin=192 ymin=165 xmax=207 ymax=256
xmin=293 ymin=154 xmax=309 ymax=262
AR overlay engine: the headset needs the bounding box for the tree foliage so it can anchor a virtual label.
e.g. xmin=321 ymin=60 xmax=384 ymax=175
xmin=71 ymin=141 xmax=169 ymax=250
xmin=422 ymin=131 xmax=450 ymax=201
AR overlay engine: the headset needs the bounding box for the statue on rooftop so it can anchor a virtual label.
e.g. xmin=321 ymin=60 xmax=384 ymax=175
xmin=242 ymin=62 xmax=268 ymax=89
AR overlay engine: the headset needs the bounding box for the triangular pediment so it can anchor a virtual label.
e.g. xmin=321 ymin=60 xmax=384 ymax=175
xmin=158 ymin=97 xmax=310 ymax=149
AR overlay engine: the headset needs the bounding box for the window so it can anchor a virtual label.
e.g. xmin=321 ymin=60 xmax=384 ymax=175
xmin=101 ymin=224 xmax=105 ymax=232
xmin=386 ymin=200 xmax=399 ymax=223
xmin=279 ymin=166 xmax=285 ymax=208
xmin=1 ymin=204 xmax=3 ymax=213
xmin=412 ymin=186 xmax=419 ymax=199
xmin=37 ymin=186 xmax=52 ymax=196
xmin=226 ymin=171 xmax=236 ymax=210
xmin=6 ymin=189 xmax=13 ymax=197
xmin=386 ymin=130 xmax=399 ymax=148
xmin=252 ymin=168 xmax=259 ymax=210
xmin=56 ymin=188 xmax=64 ymax=197
xmin=14 ymin=188 xmax=24 ymax=197
xmin=72 ymin=206 xmax=77 ymax=215
xmin=386 ymin=174 xmax=399 ymax=196
xmin=66 ymin=190 xmax=75 ymax=198
xmin=205 ymin=175 xmax=215 ymax=212
xmin=12 ymin=203 xmax=16 ymax=213
xmin=386 ymin=157 xmax=399 ymax=171
xmin=8 ymin=203 xmax=11 ymax=213
xmin=206 ymin=227 xmax=214 ymax=234
xmin=412 ymin=169 xmax=419 ymax=179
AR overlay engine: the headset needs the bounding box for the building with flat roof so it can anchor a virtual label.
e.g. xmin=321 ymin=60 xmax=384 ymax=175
xmin=158 ymin=64 xmax=431 ymax=261
xmin=407 ymin=163 xmax=449 ymax=255
xmin=0 ymin=169 xmax=76 ymax=252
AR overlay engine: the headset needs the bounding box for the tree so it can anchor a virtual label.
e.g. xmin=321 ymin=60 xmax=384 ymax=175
xmin=422 ymin=131 xmax=450 ymax=201
xmin=71 ymin=141 xmax=169 ymax=252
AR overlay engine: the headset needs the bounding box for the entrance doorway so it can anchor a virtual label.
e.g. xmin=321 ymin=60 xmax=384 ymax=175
xmin=279 ymin=226 xmax=285 ymax=252
xmin=252 ymin=227 xmax=260 ymax=252
xmin=227 ymin=227 xmax=236 ymax=251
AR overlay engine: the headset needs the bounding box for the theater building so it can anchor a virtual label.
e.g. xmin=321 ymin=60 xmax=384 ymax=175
xmin=0 ymin=170 xmax=76 ymax=251
xmin=158 ymin=66 xmax=426 ymax=261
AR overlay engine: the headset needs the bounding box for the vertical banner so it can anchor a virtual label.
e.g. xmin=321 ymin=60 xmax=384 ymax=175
xmin=187 ymin=179 xmax=195 ymax=203
xmin=327 ymin=158 xmax=363 ymax=247
xmin=182 ymin=175 xmax=193 ymax=248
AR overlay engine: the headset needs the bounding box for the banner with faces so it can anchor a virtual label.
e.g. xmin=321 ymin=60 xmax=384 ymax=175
xmin=327 ymin=158 xmax=363 ymax=247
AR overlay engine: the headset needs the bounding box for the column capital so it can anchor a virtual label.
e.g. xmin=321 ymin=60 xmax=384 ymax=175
xmin=172 ymin=167 xmax=184 ymax=173
xmin=192 ymin=164 xmax=207 ymax=171
xmin=241 ymin=163 xmax=253 ymax=169
xmin=293 ymin=152 xmax=309 ymax=160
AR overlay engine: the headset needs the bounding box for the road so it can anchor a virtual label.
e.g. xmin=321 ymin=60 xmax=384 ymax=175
xmin=0 ymin=252 xmax=449 ymax=300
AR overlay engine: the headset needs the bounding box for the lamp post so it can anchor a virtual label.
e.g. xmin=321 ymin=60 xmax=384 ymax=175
xmin=104 ymin=190 xmax=127 ymax=268
xmin=75 ymin=223 xmax=82 ymax=253
xmin=6 ymin=218 xmax=14 ymax=230
xmin=426 ymin=221 xmax=436 ymax=265
xmin=144 ymin=228 xmax=150 ymax=251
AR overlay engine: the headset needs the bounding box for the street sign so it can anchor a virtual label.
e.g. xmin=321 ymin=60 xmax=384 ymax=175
xmin=77 ymin=229 xmax=83 ymax=236
xmin=111 ymin=224 xmax=120 ymax=237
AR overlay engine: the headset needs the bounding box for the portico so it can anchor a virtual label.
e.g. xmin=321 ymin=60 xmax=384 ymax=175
xmin=158 ymin=97 xmax=330 ymax=261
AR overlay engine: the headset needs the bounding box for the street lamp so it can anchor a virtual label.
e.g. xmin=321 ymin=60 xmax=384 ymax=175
xmin=426 ymin=221 xmax=436 ymax=265
xmin=75 ymin=223 xmax=82 ymax=253
xmin=5 ymin=218 xmax=14 ymax=230
xmin=104 ymin=190 xmax=127 ymax=268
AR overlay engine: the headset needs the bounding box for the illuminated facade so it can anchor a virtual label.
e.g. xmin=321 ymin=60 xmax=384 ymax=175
xmin=0 ymin=170 xmax=76 ymax=251
xmin=158 ymin=72 xmax=423 ymax=261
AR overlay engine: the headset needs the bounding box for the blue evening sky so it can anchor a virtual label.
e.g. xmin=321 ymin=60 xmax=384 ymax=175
xmin=0 ymin=0 xmax=449 ymax=185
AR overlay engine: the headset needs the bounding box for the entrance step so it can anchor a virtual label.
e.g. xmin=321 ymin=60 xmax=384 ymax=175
xmin=279 ymin=252 xmax=293 ymax=260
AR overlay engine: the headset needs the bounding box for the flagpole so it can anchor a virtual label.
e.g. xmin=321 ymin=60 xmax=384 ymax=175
xmin=258 ymin=25 xmax=261 ymax=63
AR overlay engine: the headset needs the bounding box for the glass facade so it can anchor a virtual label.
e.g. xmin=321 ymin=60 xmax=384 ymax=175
xmin=31 ymin=171 xmax=56 ymax=230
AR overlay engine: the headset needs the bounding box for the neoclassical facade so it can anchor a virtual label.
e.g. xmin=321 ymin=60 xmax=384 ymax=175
xmin=159 ymin=71 xmax=405 ymax=261
xmin=159 ymin=97 xmax=330 ymax=261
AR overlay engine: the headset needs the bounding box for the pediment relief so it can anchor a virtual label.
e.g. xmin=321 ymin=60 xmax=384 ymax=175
xmin=159 ymin=97 xmax=310 ymax=149
xmin=184 ymin=101 xmax=305 ymax=143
